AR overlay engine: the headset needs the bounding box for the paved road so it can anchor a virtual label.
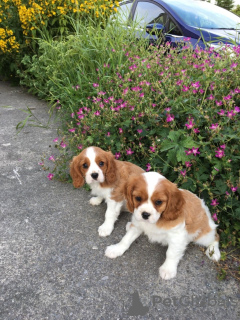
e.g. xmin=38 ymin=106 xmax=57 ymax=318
xmin=0 ymin=81 xmax=239 ymax=320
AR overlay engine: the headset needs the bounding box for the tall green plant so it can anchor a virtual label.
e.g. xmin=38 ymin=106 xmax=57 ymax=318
xmin=19 ymin=15 xmax=150 ymax=108
xmin=215 ymin=0 xmax=235 ymax=11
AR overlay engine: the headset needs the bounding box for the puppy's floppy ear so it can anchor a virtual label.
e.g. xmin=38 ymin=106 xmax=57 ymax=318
xmin=161 ymin=180 xmax=185 ymax=221
xmin=105 ymin=151 xmax=117 ymax=184
xmin=70 ymin=155 xmax=85 ymax=188
xmin=123 ymin=176 xmax=138 ymax=213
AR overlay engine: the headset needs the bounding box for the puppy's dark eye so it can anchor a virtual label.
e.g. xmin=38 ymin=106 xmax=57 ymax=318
xmin=155 ymin=200 xmax=162 ymax=206
xmin=83 ymin=163 xmax=88 ymax=169
xmin=135 ymin=196 xmax=142 ymax=202
xmin=99 ymin=161 xmax=104 ymax=167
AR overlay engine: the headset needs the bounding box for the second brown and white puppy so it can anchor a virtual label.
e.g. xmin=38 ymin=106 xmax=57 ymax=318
xmin=105 ymin=172 xmax=220 ymax=279
xmin=70 ymin=146 xmax=144 ymax=237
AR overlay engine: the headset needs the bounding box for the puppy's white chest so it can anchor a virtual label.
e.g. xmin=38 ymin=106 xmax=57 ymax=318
xmin=90 ymin=183 xmax=112 ymax=200
xmin=134 ymin=219 xmax=168 ymax=245
xmin=133 ymin=218 xmax=186 ymax=246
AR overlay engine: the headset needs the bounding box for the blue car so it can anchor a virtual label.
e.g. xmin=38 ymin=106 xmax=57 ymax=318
xmin=118 ymin=0 xmax=240 ymax=48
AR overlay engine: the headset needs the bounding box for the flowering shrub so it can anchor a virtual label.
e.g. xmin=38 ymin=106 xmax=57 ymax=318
xmin=38 ymin=41 xmax=240 ymax=247
xmin=0 ymin=0 xmax=119 ymax=78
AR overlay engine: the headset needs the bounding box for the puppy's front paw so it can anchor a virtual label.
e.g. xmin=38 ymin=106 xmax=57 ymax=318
xmin=105 ymin=244 xmax=125 ymax=259
xmin=159 ymin=264 xmax=177 ymax=280
xmin=98 ymin=223 xmax=113 ymax=237
xmin=89 ymin=197 xmax=103 ymax=206
xmin=205 ymin=243 xmax=221 ymax=262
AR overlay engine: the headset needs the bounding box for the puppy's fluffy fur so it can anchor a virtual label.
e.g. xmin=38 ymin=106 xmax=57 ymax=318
xmin=70 ymin=146 xmax=144 ymax=237
xmin=105 ymin=172 xmax=220 ymax=279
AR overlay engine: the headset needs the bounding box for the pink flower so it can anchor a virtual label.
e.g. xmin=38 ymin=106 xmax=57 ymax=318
xmin=191 ymin=81 xmax=201 ymax=88
xmin=94 ymin=111 xmax=101 ymax=116
xmin=132 ymin=86 xmax=142 ymax=92
xmin=47 ymin=173 xmax=54 ymax=181
xmin=209 ymin=123 xmax=219 ymax=130
xmin=185 ymin=161 xmax=192 ymax=168
xmin=126 ymin=148 xmax=134 ymax=155
xmin=193 ymin=128 xmax=200 ymax=133
xmin=185 ymin=149 xmax=192 ymax=155
xmin=53 ymin=138 xmax=58 ymax=142
xmin=93 ymin=83 xmax=99 ymax=87
xmin=166 ymin=114 xmax=174 ymax=122
xmin=223 ymin=94 xmax=231 ymax=101
xmin=129 ymin=64 xmax=137 ymax=70
xmin=146 ymin=163 xmax=151 ymax=172
xmin=106 ymin=132 xmax=111 ymax=137
xmin=191 ymin=147 xmax=200 ymax=156
xmin=60 ymin=141 xmax=66 ymax=148
xmin=227 ymin=110 xmax=236 ymax=118
xmin=182 ymin=85 xmax=189 ymax=92
xmin=119 ymin=128 xmax=123 ymax=134
xmin=230 ymin=62 xmax=237 ymax=68
xmin=185 ymin=118 xmax=195 ymax=129
xmin=137 ymin=129 xmax=143 ymax=134
xmin=176 ymin=80 xmax=183 ymax=86
xmin=69 ymin=128 xmax=76 ymax=133
xmin=49 ymin=156 xmax=55 ymax=161
xmin=165 ymin=107 xmax=171 ymax=112
xmin=212 ymin=213 xmax=218 ymax=221
xmin=77 ymin=144 xmax=83 ymax=150
xmin=220 ymin=144 xmax=226 ymax=149
xmin=211 ymin=199 xmax=219 ymax=206
xmin=207 ymin=94 xmax=214 ymax=100
xmin=235 ymin=106 xmax=240 ymax=113
xmin=150 ymin=146 xmax=155 ymax=153
xmin=215 ymin=148 xmax=225 ymax=158
xmin=217 ymin=109 xmax=225 ymax=115
xmin=180 ymin=170 xmax=187 ymax=176
xmin=139 ymin=92 xmax=144 ymax=98
xmin=231 ymin=186 xmax=238 ymax=192
xmin=115 ymin=152 xmax=121 ymax=159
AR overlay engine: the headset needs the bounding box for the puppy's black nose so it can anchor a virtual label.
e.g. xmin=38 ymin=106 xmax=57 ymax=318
xmin=91 ymin=173 xmax=99 ymax=180
xmin=142 ymin=212 xmax=150 ymax=220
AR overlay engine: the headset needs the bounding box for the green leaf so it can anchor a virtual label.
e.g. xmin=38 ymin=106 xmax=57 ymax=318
xmin=160 ymin=140 xmax=176 ymax=151
xmin=181 ymin=179 xmax=196 ymax=192
xmin=168 ymin=130 xmax=181 ymax=142
xmin=182 ymin=136 xmax=200 ymax=148
xmin=176 ymin=146 xmax=188 ymax=163
xmin=86 ymin=136 xmax=93 ymax=144
xmin=167 ymin=149 xmax=177 ymax=165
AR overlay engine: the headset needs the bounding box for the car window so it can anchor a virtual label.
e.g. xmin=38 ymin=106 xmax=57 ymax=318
xmin=166 ymin=0 xmax=240 ymax=29
xmin=168 ymin=19 xmax=182 ymax=36
xmin=133 ymin=1 xmax=167 ymax=27
xmin=118 ymin=2 xmax=133 ymax=23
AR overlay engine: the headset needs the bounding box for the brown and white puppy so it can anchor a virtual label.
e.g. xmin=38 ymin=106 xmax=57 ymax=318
xmin=70 ymin=146 xmax=144 ymax=237
xmin=105 ymin=172 xmax=220 ymax=279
